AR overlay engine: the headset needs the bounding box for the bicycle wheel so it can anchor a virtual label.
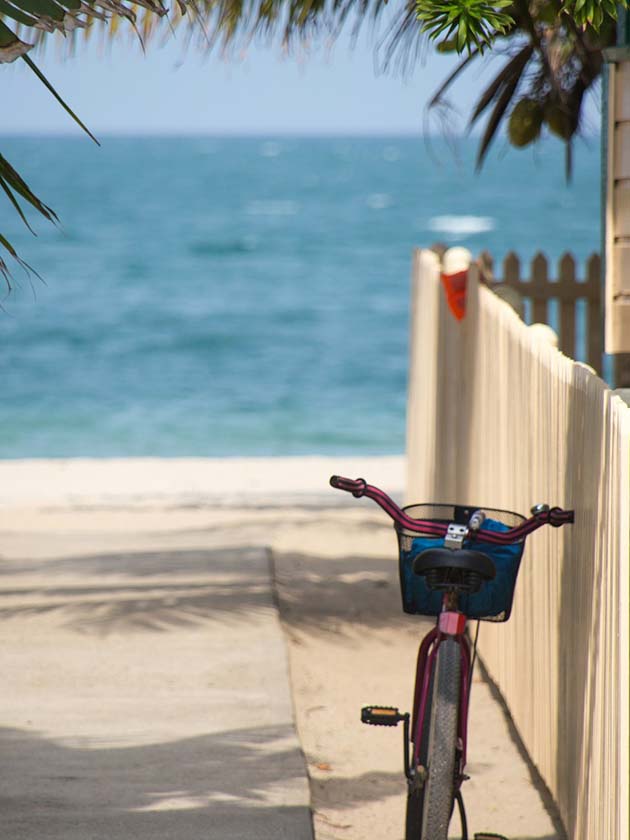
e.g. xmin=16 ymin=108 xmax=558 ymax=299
xmin=405 ymin=637 xmax=461 ymax=840
xmin=405 ymin=668 xmax=432 ymax=840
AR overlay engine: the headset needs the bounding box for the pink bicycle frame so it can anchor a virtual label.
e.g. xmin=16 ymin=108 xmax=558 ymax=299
xmin=411 ymin=596 xmax=472 ymax=788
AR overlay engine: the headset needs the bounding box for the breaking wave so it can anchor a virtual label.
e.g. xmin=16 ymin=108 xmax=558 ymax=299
xmin=428 ymin=215 xmax=496 ymax=236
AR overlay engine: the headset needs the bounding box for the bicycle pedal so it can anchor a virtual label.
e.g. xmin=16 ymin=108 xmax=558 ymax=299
xmin=361 ymin=706 xmax=407 ymax=727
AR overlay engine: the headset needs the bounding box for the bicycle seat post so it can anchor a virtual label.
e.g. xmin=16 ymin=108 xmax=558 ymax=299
xmin=442 ymin=589 xmax=459 ymax=613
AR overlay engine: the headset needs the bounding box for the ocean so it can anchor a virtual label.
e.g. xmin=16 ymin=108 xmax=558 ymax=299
xmin=0 ymin=135 xmax=601 ymax=458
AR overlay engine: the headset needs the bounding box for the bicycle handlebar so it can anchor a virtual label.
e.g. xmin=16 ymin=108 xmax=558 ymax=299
xmin=329 ymin=475 xmax=574 ymax=545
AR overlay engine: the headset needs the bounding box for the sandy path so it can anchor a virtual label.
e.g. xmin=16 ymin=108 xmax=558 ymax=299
xmin=0 ymin=452 xmax=564 ymax=840
xmin=0 ymin=509 xmax=312 ymax=840
xmin=270 ymin=506 xmax=564 ymax=840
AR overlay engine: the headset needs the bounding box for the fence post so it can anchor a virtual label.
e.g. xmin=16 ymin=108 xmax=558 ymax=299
xmin=558 ymin=253 xmax=577 ymax=358
xmin=488 ymin=251 xmax=602 ymax=374
xmin=587 ymin=254 xmax=603 ymax=373
xmin=531 ymin=252 xmax=550 ymax=324
xmin=503 ymin=251 xmax=520 ymax=288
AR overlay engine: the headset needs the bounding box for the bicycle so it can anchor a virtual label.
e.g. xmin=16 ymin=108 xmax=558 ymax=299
xmin=329 ymin=475 xmax=574 ymax=840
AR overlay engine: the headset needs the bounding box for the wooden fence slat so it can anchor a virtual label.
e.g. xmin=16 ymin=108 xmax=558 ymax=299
xmin=478 ymin=250 xmax=494 ymax=283
xmin=484 ymin=250 xmax=602 ymax=375
xmin=531 ymin=252 xmax=549 ymax=324
xmin=585 ymin=253 xmax=602 ymax=301
xmin=558 ymin=253 xmax=577 ymax=358
xmin=504 ymin=252 xmax=520 ymax=287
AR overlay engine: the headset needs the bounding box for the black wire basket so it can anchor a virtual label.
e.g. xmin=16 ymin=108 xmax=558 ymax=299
xmin=396 ymin=503 xmax=527 ymax=623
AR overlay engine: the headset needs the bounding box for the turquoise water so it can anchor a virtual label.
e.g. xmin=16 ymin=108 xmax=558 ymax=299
xmin=0 ymin=135 xmax=601 ymax=457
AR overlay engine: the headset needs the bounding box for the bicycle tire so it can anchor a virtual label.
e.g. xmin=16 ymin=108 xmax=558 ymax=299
xmin=405 ymin=637 xmax=461 ymax=840
xmin=405 ymin=667 xmax=432 ymax=840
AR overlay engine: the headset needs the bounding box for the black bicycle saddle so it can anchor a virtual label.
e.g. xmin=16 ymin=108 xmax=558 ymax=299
xmin=413 ymin=548 xmax=496 ymax=581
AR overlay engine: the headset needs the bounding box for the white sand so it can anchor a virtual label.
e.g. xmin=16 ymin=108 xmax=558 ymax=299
xmin=0 ymin=455 xmax=405 ymax=509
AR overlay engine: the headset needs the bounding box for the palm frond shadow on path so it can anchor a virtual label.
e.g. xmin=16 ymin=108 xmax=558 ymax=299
xmin=0 ymin=546 xmax=275 ymax=636
xmin=0 ymin=544 xmax=419 ymax=638
xmin=0 ymin=724 xmax=311 ymax=840
xmin=272 ymin=549 xmax=425 ymax=637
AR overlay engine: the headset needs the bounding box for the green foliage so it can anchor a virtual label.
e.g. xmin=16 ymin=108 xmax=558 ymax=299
xmin=429 ymin=0 xmax=622 ymax=176
xmin=416 ymin=0 xmax=513 ymax=53
xmin=544 ymin=97 xmax=576 ymax=140
xmin=418 ymin=0 xmax=626 ymax=55
xmin=0 ymin=153 xmax=53 ymax=284
xmin=563 ymin=0 xmax=621 ymax=30
xmin=508 ymin=98 xmax=543 ymax=146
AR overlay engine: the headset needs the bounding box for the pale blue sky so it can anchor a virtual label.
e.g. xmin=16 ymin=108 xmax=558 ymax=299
xmin=5 ymin=19 xmax=603 ymax=137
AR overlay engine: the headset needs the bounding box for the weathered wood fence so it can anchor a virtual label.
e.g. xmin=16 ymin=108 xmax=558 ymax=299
xmin=478 ymin=251 xmax=602 ymax=374
xmin=407 ymin=249 xmax=630 ymax=840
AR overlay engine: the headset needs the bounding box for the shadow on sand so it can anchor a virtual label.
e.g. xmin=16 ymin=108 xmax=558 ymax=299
xmin=0 ymin=544 xmax=418 ymax=638
xmin=0 ymin=539 xmax=564 ymax=839
xmin=0 ymin=723 xmax=312 ymax=840
xmin=0 ymin=546 xmax=275 ymax=635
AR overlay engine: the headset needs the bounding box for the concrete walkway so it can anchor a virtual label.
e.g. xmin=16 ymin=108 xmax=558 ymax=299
xmin=0 ymin=522 xmax=313 ymax=840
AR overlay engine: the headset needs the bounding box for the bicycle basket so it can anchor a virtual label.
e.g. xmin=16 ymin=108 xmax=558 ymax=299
xmin=396 ymin=503 xmax=527 ymax=622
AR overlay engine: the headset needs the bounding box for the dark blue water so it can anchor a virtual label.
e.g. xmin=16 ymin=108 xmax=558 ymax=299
xmin=0 ymin=135 xmax=601 ymax=457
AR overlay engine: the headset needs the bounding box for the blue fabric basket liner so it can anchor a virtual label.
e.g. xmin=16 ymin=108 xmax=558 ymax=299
xmin=398 ymin=517 xmax=525 ymax=622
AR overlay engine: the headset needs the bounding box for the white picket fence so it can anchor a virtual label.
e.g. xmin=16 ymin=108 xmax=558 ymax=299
xmin=406 ymin=249 xmax=630 ymax=840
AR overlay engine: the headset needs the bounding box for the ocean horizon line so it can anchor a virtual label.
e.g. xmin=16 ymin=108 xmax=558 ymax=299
xmin=0 ymin=130 xmax=602 ymax=141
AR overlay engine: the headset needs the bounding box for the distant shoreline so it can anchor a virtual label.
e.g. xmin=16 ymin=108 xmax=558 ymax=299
xmin=0 ymin=454 xmax=405 ymax=510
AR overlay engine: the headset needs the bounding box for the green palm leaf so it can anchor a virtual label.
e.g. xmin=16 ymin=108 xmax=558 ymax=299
xmin=469 ymin=43 xmax=533 ymax=125
xmin=15 ymin=0 xmax=67 ymax=23
xmin=0 ymin=0 xmax=39 ymax=28
xmin=428 ymin=46 xmax=481 ymax=107
xmin=0 ymin=15 xmax=32 ymax=59
xmin=476 ymin=53 xmax=527 ymax=166
xmin=21 ymin=52 xmax=99 ymax=144
xmin=0 ymin=154 xmax=57 ymax=224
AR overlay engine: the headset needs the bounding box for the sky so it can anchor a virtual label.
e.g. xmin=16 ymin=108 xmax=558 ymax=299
xmin=3 ymin=15 xmax=601 ymax=137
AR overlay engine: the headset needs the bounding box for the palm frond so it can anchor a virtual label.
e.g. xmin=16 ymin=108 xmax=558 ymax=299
xmin=476 ymin=56 xmax=525 ymax=166
xmin=0 ymin=154 xmax=57 ymax=223
xmin=21 ymin=53 xmax=99 ymax=143
xmin=375 ymin=0 xmax=424 ymax=77
xmin=469 ymin=42 xmax=533 ymax=125
xmin=427 ymin=46 xmax=480 ymax=108
xmin=0 ymin=16 xmax=33 ymax=59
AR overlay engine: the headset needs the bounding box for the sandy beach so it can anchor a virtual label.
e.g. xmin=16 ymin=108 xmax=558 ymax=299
xmin=0 ymin=456 xmax=562 ymax=839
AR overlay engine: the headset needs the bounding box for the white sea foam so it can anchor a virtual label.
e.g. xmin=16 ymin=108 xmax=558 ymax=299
xmin=428 ymin=215 xmax=496 ymax=236
xmin=367 ymin=193 xmax=393 ymax=210
xmin=246 ymin=200 xmax=300 ymax=216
